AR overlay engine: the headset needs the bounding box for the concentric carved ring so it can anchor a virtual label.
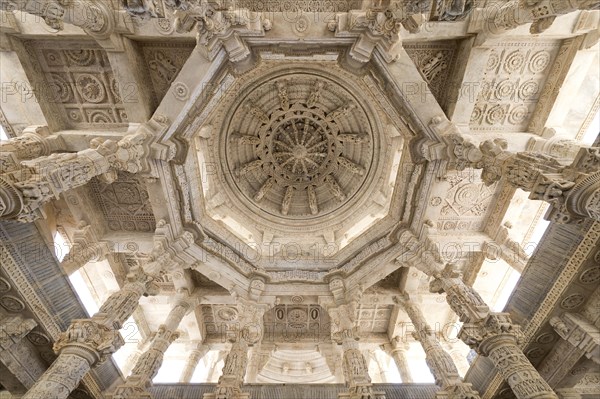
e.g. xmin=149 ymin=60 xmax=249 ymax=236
xmin=225 ymin=74 xmax=374 ymax=218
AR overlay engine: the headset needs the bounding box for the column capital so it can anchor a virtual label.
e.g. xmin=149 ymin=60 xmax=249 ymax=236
xmin=53 ymin=319 xmax=124 ymax=366
xmin=460 ymin=313 xmax=523 ymax=355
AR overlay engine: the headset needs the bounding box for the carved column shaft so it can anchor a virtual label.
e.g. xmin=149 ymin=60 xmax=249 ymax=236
xmin=23 ymin=268 xmax=157 ymax=399
xmin=474 ymin=330 xmax=558 ymax=399
xmin=180 ymin=343 xmax=210 ymax=383
xmin=208 ymin=339 xmax=250 ymax=399
xmin=429 ymin=265 xmax=556 ymax=399
xmin=395 ymin=295 xmax=479 ymax=397
xmin=389 ymin=344 xmax=413 ymax=383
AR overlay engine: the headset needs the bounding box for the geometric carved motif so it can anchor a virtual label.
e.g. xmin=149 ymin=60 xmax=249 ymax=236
xmin=89 ymin=171 xmax=156 ymax=232
xmin=434 ymin=170 xmax=497 ymax=231
xmin=470 ymin=40 xmax=560 ymax=132
xmin=29 ymin=41 xmax=129 ymax=129
xmin=355 ymin=303 xmax=393 ymax=333
xmin=225 ymin=73 xmax=374 ymax=217
xmin=139 ymin=42 xmax=196 ymax=107
xmin=263 ymin=304 xmax=330 ymax=342
xmin=405 ymin=41 xmax=458 ymax=110
xmin=201 ymin=305 xmax=243 ymax=338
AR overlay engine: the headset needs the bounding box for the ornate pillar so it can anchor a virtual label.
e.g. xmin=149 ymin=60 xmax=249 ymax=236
xmin=111 ymin=294 xmax=194 ymax=398
xmin=429 ymin=122 xmax=600 ymax=224
xmin=180 ymin=342 xmax=210 ymax=383
xmin=430 ymin=264 xmax=558 ymax=399
xmin=483 ymin=0 xmax=600 ymax=35
xmin=0 ymin=131 xmax=152 ymax=222
xmin=0 ymin=125 xmax=64 ymax=173
xmin=22 ymin=267 xmax=158 ymax=399
xmin=204 ymin=300 xmax=267 ymax=399
xmin=203 ymin=339 xmax=250 ymax=399
xmin=394 ymin=293 xmax=480 ymax=399
xmin=382 ymin=338 xmax=414 ymax=383
xmin=329 ymin=302 xmax=385 ymax=399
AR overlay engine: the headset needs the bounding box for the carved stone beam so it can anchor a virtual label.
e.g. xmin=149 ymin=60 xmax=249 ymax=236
xmin=0 ymin=125 xmax=64 ymax=173
xmin=22 ymin=266 xmax=159 ymax=399
xmin=60 ymin=223 xmax=111 ymax=275
xmin=0 ymin=130 xmax=154 ymax=222
xmin=551 ymin=313 xmax=600 ymax=364
xmin=0 ymin=315 xmax=45 ymax=391
xmin=479 ymin=0 xmax=600 ymax=35
xmin=482 ymin=224 xmax=529 ymax=274
xmin=426 ymin=117 xmax=600 ymax=224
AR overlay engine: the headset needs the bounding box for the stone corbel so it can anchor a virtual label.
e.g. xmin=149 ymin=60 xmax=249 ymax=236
xmin=167 ymin=3 xmax=271 ymax=65
xmin=60 ymin=222 xmax=111 ymax=275
xmin=551 ymin=313 xmax=600 ymax=364
xmin=142 ymin=220 xmax=199 ymax=275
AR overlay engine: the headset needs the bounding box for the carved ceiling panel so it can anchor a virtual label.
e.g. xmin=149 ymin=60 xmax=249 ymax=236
xmin=430 ymin=170 xmax=498 ymax=232
xmin=470 ymin=40 xmax=561 ymax=132
xmin=355 ymin=303 xmax=393 ymax=333
xmin=405 ymin=40 xmax=459 ymax=111
xmin=139 ymin=41 xmax=196 ymax=108
xmin=89 ymin=171 xmax=156 ymax=232
xmin=27 ymin=41 xmax=129 ymax=129
xmin=262 ymin=305 xmax=331 ymax=342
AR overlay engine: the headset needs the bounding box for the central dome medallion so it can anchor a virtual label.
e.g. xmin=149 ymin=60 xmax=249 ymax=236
xmin=224 ymin=70 xmax=375 ymax=219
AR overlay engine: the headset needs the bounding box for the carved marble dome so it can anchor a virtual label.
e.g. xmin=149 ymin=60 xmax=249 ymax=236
xmin=196 ymin=61 xmax=403 ymax=254
xmin=223 ymin=68 xmax=376 ymax=218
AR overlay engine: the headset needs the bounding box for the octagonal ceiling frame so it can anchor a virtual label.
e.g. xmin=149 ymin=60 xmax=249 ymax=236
xmin=144 ymin=29 xmax=455 ymax=302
